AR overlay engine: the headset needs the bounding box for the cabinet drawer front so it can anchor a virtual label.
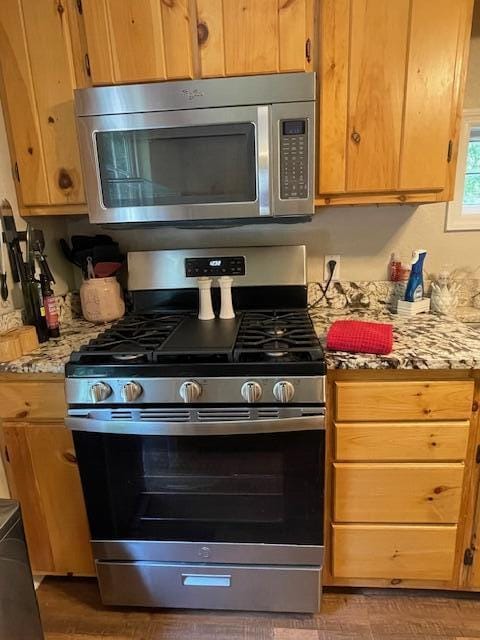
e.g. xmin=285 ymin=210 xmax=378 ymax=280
xmin=335 ymin=421 xmax=469 ymax=461
xmin=0 ymin=382 xmax=66 ymax=420
xmin=335 ymin=381 xmax=474 ymax=421
xmin=334 ymin=463 xmax=464 ymax=523
xmin=332 ymin=524 xmax=457 ymax=581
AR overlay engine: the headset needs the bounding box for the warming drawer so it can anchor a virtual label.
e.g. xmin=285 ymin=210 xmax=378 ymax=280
xmin=96 ymin=561 xmax=322 ymax=613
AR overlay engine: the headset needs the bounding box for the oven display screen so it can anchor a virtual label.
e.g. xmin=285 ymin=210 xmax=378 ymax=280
xmin=185 ymin=256 xmax=245 ymax=277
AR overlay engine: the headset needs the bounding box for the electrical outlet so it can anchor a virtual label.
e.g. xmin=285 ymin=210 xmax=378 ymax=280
xmin=324 ymin=255 xmax=341 ymax=281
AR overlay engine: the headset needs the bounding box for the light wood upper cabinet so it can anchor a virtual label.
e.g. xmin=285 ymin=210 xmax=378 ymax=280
xmin=399 ymin=0 xmax=465 ymax=191
xmin=347 ymin=0 xmax=409 ymax=193
xmin=83 ymin=0 xmax=314 ymax=84
xmin=2 ymin=422 xmax=94 ymax=575
xmin=82 ymin=0 xmax=198 ymax=84
xmin=0 ymin=0 xmax=87 ymax=212
xmin=211 ymin=0 xmax=313 ymax=77
xmin=318 ymin=0 xmax=474 ymax=204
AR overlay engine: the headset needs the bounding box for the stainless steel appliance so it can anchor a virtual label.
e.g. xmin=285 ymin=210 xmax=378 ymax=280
xmin=74 ymin=74 xmax=315 ymax=225
xmin=0 ymin=500 xmax=44 ymax=640
xmin=65 ymin=246 xmax=325 ymax=613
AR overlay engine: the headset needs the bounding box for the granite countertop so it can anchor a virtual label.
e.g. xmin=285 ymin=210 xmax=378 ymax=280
xmin=1 ymin=305 xmax=480 ymax=375
xmin=310 ymin=307 xmax=480 ymax=370
xmin=0 ymin=319 xmax=106 ymax=375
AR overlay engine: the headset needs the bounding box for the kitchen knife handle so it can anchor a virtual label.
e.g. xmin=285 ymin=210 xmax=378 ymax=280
xmin=0 ymin=273 xmax=7 ymax=301
xmin=5 ymin=243 xmax=19 ymax=283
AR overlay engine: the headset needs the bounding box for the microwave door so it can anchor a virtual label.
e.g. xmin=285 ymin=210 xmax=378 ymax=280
xmin=271 ymin=102 xmax=315 ymax=216
xmin=76 ymin=106 xmax=272 ymax=225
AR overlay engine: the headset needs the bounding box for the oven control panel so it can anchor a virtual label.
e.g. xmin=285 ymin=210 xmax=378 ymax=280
xmin=185 ymin=256 xmax=246 ymax=278
xmin=279 ymin=119 xmax=308 ymax=200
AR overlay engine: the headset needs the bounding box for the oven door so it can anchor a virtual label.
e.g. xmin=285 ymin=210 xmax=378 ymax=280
xmin=77 ymin=106 xmax=270 ymax=224
xmin=71 ymin=415 xmax=325 ymax=564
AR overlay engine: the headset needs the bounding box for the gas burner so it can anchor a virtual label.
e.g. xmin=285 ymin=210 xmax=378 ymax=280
xmin=112 ymin=352 xmax=145 ymax=362
xmin=234 ymin=310 xmax=323 ymax=363
xmin=266 ymin=326 xmax=286 ymax=337
xmin=70 ymin=313 xmax=186 ymax=364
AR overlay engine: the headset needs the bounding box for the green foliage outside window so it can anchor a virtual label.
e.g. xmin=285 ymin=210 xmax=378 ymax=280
xmin=463 ymin=137 xmax=480 ymax=207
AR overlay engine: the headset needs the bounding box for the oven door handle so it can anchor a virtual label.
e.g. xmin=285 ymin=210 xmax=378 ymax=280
xmin=65 ymin=414 xmax=325 ymax=436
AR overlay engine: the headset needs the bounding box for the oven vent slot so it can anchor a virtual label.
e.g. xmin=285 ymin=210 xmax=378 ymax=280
xmin=257 ymin=409 xmax=280 ymax=419
xmin=139 ymin=410 xmax=190 ymax=422
xmin=110 ymin=410 xmax=134 ymax=420
xmin=195 ymin=409 xmax=251 ymax=422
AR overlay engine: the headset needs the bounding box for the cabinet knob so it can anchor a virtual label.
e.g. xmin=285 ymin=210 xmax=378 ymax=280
xmin=58 ymin=169 xmax=73 ymax=190
xmin=351 ymin=131 xmax=361 ymax=144
xmin=197 ymin=21 xmax=209 ymax=45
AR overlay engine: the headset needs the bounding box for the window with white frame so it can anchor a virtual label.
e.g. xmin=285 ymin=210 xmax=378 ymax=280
xmin=446 ymin=109 xmax=480 ymax=230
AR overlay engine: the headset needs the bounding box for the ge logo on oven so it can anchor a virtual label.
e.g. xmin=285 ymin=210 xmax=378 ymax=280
xmin=182 ymin=89 xmax=204 ymax=101
xmin=198 ymin=546 xmax=211 ymax=559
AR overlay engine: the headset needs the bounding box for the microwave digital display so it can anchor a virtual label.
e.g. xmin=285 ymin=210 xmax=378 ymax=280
xmin=282 ymin=120 xmax=306 ymax=136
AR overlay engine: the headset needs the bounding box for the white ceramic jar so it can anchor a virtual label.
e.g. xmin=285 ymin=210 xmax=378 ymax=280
xmin=80 ymin=277 xmax=125 ymax=323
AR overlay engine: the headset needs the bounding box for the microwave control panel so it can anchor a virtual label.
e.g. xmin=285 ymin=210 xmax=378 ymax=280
xmin=185 ymin=256 xmax=246 ymax=278
xmin=279 ymin=119 xmax=308 ymax=200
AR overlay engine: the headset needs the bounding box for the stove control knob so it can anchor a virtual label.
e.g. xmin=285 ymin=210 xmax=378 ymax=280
xmin=90 ymin=382 xmax=112 ymax=403
xmin=121 ymin=381 xmax=143 ymax=402
xmin=273 ymin=380 xmax=295 ymax=403
xmin=179 ymin=380 xmax=202 ymax=403
xmin=241 ymin=381 xmax=263 ymax=403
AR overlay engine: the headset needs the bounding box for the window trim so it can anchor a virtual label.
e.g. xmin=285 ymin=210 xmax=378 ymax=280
xmin=446 ymin=108 xmax=480 ymax=231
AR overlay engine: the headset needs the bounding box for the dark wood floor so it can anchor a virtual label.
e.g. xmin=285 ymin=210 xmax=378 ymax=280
xmin=37 ymin=577 xmax=480 ymax=640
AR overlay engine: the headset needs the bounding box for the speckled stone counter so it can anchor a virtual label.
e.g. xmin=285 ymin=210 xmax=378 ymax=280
xmin=1 ymin=281 xmax=480 ymax=374
xmin=0 ymin=319 xmax=106 ymax=375
xmin=310 ymin=307 xmax=480 ymax=370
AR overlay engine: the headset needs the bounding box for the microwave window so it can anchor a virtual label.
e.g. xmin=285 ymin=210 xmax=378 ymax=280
xmin=96 ymin=124 xmax=257 ymax=209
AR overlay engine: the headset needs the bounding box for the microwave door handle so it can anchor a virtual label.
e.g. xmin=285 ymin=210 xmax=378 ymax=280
xmin=65 ymin=414 xmax=325 ymax=436
xmin=257 ymin=105 xmax=271 ymax=216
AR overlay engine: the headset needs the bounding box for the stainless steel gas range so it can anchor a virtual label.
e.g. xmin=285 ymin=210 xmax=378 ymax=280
xmin=65 ymin=245 xmax=326 ymax=613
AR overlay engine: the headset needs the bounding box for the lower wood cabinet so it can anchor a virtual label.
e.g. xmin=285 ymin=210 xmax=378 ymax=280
xmin=2 ymin=421 xmax=94 ymax=575
xmin=332 ymin=524 xmax=458 ymax=581
xmin=327 ymin=374 xmax=479 ymax=590
xmin=334 ymin=463 xmax=464 ymax=524
xmin=335 ymin=421 xmax=470 ymax=462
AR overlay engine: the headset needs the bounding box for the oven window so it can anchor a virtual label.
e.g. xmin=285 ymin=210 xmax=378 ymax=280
xmin=73 ymin=430 xmax=324 ymax=546
xmin=96 ymin=124 xmax=257 ymax=208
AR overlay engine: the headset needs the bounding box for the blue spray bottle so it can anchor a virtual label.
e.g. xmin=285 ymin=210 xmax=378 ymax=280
xmin=405 ymin=250 xmax=427 ymax=302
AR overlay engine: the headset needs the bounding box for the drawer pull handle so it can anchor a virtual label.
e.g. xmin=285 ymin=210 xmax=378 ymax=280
xmin=182 ymin=574 xmax=231 ymax=588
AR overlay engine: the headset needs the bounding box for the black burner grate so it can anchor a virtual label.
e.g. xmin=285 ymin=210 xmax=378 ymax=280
xmin=70 ymin=310 xmax=323 ymax=366
xmin=234 ymin=311 xmax=323 ymax=362
xmin=70 ymin=314 xmax=186 ymax=363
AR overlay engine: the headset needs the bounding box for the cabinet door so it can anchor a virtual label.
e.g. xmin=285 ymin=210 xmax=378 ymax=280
xmin=198 ymin=0 xmax=313 ymax=78
xmin=347 ymin=0 xmax=410 ymax=193
xmin=0 ymin=0 xmax=85 ymax=206
xmin=318 ymin=0 xmax=473 ymax=201
xmin=82 ymin=0 xmax=196 ymax=85
xmin=2 ymin=423 xmax=94 ymax=575
xmin=399 ymin=0 xmax=463 ymax=191
xmin=0 ymin=1 xmax=49 ymax=205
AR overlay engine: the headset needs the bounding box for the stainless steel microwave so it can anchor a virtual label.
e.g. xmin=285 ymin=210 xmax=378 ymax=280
xmin=74 ymin=73 xmax=315 ymax=225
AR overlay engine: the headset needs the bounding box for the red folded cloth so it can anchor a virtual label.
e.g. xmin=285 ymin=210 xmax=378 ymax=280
xmin=326 ymin=320 xmax=393 ymax=355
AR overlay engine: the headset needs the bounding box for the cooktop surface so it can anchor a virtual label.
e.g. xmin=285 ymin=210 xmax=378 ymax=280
xmin=68 ymin=310 xmax=324 ymax=369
